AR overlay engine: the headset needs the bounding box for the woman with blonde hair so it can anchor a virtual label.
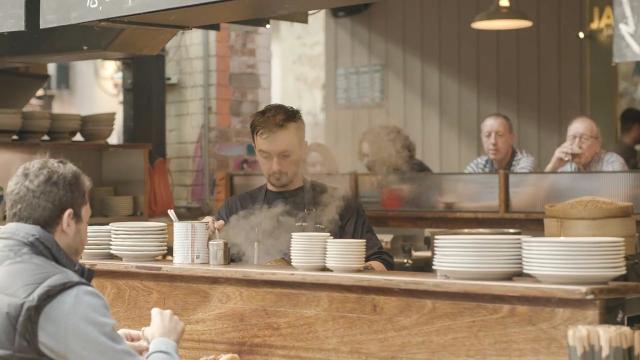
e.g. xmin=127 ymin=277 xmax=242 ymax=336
xmin=358 ymin=125 xmax=432 ymax=174
xmin=305 ymin=142 xmax=339 ymax=174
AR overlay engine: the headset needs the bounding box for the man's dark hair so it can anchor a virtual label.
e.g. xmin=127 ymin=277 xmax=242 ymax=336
xmin=620 ymin=107 xmax=640 ymax=134
xmin=249 ymin=104 xmax=305 ymax=142
xmin=482 ymin=113 xmax=514 ymax=134
xmin=6 ymin=158 xmax=92 ymax=233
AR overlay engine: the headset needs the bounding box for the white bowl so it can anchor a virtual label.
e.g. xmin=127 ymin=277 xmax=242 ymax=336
xmin=433 ymin=262 xmax=522 ymax=269
xmin=522 ymin=237 xmax=625 ymax=244
xmin=291 ymin=232 xmax=331 ymax=237
xmin=435 ymin=235 xmax=524 ymax=241
xmin=525 ymin=270 xmax=625 ymax=284
xmin=110 ymin=222 xmax=167 ymax=230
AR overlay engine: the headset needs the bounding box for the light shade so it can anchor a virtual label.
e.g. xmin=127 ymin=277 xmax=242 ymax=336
xmin=470 ymin=0 xmax=533 ymax=30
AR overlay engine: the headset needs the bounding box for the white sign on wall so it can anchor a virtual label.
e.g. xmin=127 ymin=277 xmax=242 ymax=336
xmin=336 ymin=64 xmax=384 ymax=106
xmin=614 ymin=0 xmax=640 ymax=63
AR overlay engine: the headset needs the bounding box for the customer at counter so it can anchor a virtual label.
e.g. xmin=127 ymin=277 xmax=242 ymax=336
xmin=206 ymin=104 xmax=393 ymax=271
xmin=358 ymin=125 xmax=432 ymax=174
xmin=305 ymin=142 xmax=339 ymax=175
xmin=0 ymin=159 xmax=185 ymax=359
xmin=614 ymin=107 xmax=640 ymax=170
xmin=545 ymin=116 xmax=628 ymax=172
xmin=464 ymin=113 xmax=536 ymax=173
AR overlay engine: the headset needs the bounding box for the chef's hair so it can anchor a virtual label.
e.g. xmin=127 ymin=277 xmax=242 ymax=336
xmin=250 ymin=104 xmax=305 ymax=142
xmin=6 ymin=158 xmax=92 ymax=233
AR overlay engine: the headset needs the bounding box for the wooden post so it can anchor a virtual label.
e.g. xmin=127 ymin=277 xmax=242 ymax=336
xmin=499 ymin=170 xmax=509 ymax=214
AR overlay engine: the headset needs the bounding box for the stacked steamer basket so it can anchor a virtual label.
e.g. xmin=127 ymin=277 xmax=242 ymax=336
xmin=48 ymin=113 xmax=81 ymax=142
xmin=80 ymin=113 xmax=115 ymax=142
xmin=289 ymin=232 xmax=331 ymax=271
xmin=433 ymin=235 xmax=523 ymax=280
xmin=110 ymin=222 xmax=168 ymax=262
xmin=82 ymin=226 xmax=112 ymax=260
xmin=19 ymin=111 xmax=51 ymax=142
xmin=522 ymin=237 xmax=626 ymax=284
xmin=325 ymin=239 xmax=366 ymax=272
xmin=0 ymin=109 xmax=22 ymax=142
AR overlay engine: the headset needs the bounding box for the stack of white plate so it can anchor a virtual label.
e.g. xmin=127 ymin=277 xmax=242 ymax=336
xmin=433 ymin=235 xmax=523 ymax=280
xmin=325 ymin=239 xmax=366 ymax=272
xmin=19 ymin=111 xmax=51 ymax=142
xmin=290 ymin=232 xmax=331 ymax=271
xmin=0 ymin=109 xmax=22 ymax=142
xmin=81 ymin=113 xmax=115 ymax=142
xmin=109 ymin=222 xmax=168 ymax=262
xmin=523 ymin=237 xmax=626 ymax=284
xmin=101 ymin=196 xmax=134 ymax=217
xmin=82 ymin=226 xmax=112 ymax=260
xmin=49 ymin=113 xmax=81 ymax=142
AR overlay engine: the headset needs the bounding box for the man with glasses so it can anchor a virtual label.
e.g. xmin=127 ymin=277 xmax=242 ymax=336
xmin=545 ymin=116 xmax=628 ymax=172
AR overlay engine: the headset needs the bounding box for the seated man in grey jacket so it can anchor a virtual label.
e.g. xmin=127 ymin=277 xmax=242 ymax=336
xmin=0 ymin=159 xmax=184 ymax=359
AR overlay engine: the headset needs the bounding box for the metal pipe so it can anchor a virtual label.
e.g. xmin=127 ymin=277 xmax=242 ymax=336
xmin=201 ymin=30 xmax=211 ymax=212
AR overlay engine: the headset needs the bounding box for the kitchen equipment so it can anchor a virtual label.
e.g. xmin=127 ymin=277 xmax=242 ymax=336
xmin=209 ymin=240 xmax=230 ymax=265
xmin=173 ymin=221 xmax=208 ymax=264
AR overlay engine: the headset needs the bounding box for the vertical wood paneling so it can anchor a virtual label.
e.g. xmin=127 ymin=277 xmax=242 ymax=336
xmin=439 ymin=0 xmax=460 ymax=172
xmin=404 ymin=0 xmax=424 ymax=159
xmin=517 ymin=0 xmax=540 ymax=168
xmin=324 ymin=0 xmax=588 ymax=173
xmin=421 ymin=0 xmax=441 ymax=170
xmin=458 ymin=0 xmax=479 ymax=169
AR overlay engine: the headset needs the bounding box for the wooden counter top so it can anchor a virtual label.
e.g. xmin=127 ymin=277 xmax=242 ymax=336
xmin=83 ymin=260 xmax=640 ymax=300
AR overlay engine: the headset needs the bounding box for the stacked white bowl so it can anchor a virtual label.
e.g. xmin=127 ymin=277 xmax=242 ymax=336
xmin=82 ymin=226 xmax=112 ymax=260
xmin=173 ymin=221 xmax=209 ymax=264
xmin=101 ymin=196 xmax=134 ymax=217
xmin=109 ymin=222 xmax=168 ymax=262
xmin=19 ymin=111 xmax=51 ymax=142
xmin=49 ymin=113 xmax=82 ymax=142
xmin=0 ymin=109 xmax=22 ymax=142
xmin=523 ymin=237 xmax=626 ymax=284
xmin=290 ymin=232 xmax=331 ymax=271
xmin=81 ymin=113 xmax=115 ymax=142
xmin=325 ymin=239 xmax=366 ymax=272
xmin=433 ymin=235 xmax=523 ymax=280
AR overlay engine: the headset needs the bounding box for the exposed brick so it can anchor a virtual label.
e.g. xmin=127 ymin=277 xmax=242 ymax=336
xmin=167 ymin=143 xmax=196 ymax=158
xmin=216 ymin=85 xmax=232 ymax=100
xmin=230 ymin=100 xmax=259 ymax=117
xmin=229 ymin=73 xmax=260 ymax=88
xmin=217 ymin=70 xmax=229 ymax=86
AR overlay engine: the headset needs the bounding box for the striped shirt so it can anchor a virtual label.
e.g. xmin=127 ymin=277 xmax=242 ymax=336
xmin=464 ymin=148 xmax=536 ymax=173
xmin=557 ymin=150 xmax=628 ymax=172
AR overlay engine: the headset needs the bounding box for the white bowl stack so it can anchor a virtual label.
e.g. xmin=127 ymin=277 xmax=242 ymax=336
xmin=82 ymin=226 xmax=112 ymax=260
xmin=433 ymin=235 xmax=523 ymax=280
xmin=173 ymin=221 xmax=209 ymax=264
xmin=290 ymin=232 xmax=331 ymax=271
xmin=522 ymin=237 xmax=626 ymax=284
xmin=101 ymin=196 xmax=134 ymax=217
xmin=81 ymin=113 xmax=115 ymax=142
xmin=49 ymin=113 xmax=81 ymax=142
xmin=109 ymin=222 xmax=168 ymax=262
xmin=325 ymin=239 xmax=366 ymax=272
xmin=19 ymin=111 xmax=51 ymax=142
xmin=0 ymin=109 xmax=22 ymax=142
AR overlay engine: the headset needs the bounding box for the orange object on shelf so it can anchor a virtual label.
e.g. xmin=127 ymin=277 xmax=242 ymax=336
xmin=148 ymin=158 xmax=175 ymax=217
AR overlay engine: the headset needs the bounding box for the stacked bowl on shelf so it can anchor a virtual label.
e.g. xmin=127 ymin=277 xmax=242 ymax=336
xmin=0 ymin=109 xmax=22 ymax=142
xmin=81 ymin=113 xmax=115 ymax=142
xmin=522 ymin=237 xmax=626 ymax=284
xmin=110 ymin=222 xmax=168 ymax=262
xmin=289 ymin=232 xmax=331 ymax=271
xmin=19 ymin=111 xmax=51 ymax=142
xmin=325 ymin=239 xmax=366 ymax=272
xmin=433 ymin=235 xmax=523 ymax=280
xmin=48 ymin=113 xmax=82 ymax=142
xmin=101 ymin=196 xmax=134 ymax=217
xmin=82 ymin=226 xmax=112 ymax=260
xmin=90 ymin=186 xmax=115 ymax=217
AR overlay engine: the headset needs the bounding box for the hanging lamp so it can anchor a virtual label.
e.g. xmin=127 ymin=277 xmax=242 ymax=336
xmin=470 ymin=0 xmax=533 ymax=30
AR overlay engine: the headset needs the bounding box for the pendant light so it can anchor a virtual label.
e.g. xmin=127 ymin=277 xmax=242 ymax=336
xmin=470 ymin=0 xmax=533 ymax=30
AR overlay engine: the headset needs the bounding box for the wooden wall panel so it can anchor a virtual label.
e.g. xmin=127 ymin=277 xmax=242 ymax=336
xmin=324 ymin=0 xmax=588 ymax=172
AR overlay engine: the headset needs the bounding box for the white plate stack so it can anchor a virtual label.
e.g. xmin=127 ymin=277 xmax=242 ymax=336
xmin=82 ymin=226 xmax=112 ymax=260
xmin=290 ymin=232 xmax=331 ymax=271
xmin=109 ymin=222 xmax=167 ymax=262
xmin=325 ymin=239 xmax=366 ymax=272
xmin=522 ymin=237 xmax=626 ymax=284
xmin=433 ymin=235 xmax=523 ymax=280
xmin=173 ymin=221 xmax=209 ymax=264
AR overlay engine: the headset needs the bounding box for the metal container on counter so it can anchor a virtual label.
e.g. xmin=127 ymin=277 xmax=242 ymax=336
xmin=209 ymin=240 xmax=230 ymax=265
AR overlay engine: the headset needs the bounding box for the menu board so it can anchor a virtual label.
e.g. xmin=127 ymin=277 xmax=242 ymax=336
xmin=336 ymin=64 xmax=384 ymax=106
xmin=614 ymin=0 xmax=640 ymax=62
xmin=40 ymin=0 xmax=225 ymax=28
xmin=0 ymin=0 xmax=26 ymax=32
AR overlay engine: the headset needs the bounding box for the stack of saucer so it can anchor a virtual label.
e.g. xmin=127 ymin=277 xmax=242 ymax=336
xmin=433 ymin=235 xmax=523 ymax=280
xmin=19 ymin=111 xmax=51 ymax=142
xmin=290 ymin=232 xmax=331 ymax=271
xmin=110 ymin=222 xmax=167 ymax=262
xmin=82 ymin=226 xmax=112 ymax=260
xmin=523 ymin=237 xmax=626 ymax=284
xmin=325 ymin=239 xmax=366 ymax=272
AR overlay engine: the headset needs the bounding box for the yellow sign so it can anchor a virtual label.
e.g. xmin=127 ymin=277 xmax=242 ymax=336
xmin=590 ymin=5 xmax=614 ymax=31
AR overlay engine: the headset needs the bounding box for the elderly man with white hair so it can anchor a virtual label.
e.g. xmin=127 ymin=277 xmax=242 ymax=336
xmin=545 ymin=116 xmax=628 ymax=172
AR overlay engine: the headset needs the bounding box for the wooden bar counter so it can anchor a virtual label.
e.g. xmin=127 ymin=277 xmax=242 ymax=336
xmin=83 ymin=260 xmax=640 ymax=359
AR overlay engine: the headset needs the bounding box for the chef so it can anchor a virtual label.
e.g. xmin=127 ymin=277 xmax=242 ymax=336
xmin=205 ymin=104 xmax=393 ymax=271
